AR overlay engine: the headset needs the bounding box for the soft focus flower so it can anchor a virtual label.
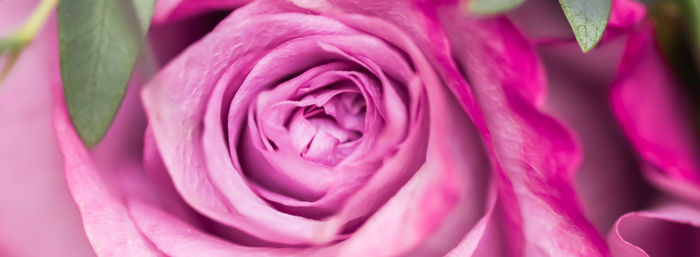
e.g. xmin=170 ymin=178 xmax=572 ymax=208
xmin=0 ymin=0 xmax=699 ymax=256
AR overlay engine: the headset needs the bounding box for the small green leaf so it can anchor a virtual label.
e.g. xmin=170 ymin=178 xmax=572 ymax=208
xmin=58 ymin=0 xmax=154 ymax=147
xmin=467 ymin=0 xmax=525 ymax=15
xmin=558 ymin=0 xmax=612 ymax=52
xmin=0 ymin=39 xmax=23 ymax=83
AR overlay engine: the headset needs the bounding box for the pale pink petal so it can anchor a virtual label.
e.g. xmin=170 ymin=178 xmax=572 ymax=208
xmin=304 ymin=13 xmax=492 ymax=256
xmin=144 ymin=4 xmax=387 ymax=244
xmin=329 ymin=85 xmax=489 ymax=256
xmin=146 ymin=1 xmax=494 ymax=255
xmin=51 ymin=11 xmax=167 ymax=253
xmin=0 ymin=2 xmax=94 ymax=256
xmin=53 ymin=71 xmax=164 ymax=256
xmin=126 ymin=199 xmax=304 ymax=257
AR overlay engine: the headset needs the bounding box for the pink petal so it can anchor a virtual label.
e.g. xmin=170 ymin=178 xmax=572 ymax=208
xmin=153 ymin=0 xmax=251 ymax=23
xmin=539 ymin=36 xmax=655 ymax=233
xmin=518 ymin=0 xmax=658 ymax=235
xmin=146 ymin=2 xmax=427 ymax=245
xmin=143 ymin=6 xmax=361 ymax=244
xmin=51 ymin=13 xmax=167 ymax=254
xmin=52 ymin=61 xmax=164 ymax=257
xmin=0 ymin=3 xmax=94 ymax=256
xmin=309 ymin=12 xmax=491 ymax=256
xmin=608 ymin=204 xmax=700 ymax=257
xmin=510 ymin=0 xmax=646 ymax=46
xmin=126 ymin=199 xmax=300 ymax=257
xmin=611 ymin=23 xmax=700 ymax=202
xmin=436 ymin=5 xmax=608 ymax=256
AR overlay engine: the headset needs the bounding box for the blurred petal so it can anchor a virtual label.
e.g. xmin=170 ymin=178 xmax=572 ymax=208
xmin=608 ymin=204 xmax=700 ymax=257
xmin=437 ymin=6 xmax=608 ymax=256
xmin=611 ymin=23 xmax=700 ymax=202
xmin=153 ymin=0 xmax=251 ymax=23
xmin=0 ymin=2 xmax=94 ymax=256
xmin=607 ymin=0 xmax=647 ymax=33
xmin=509 ymin=0 xmax=646 ymax=46
xmin=540 ymin=35 xmax=657 ymax=233
xmin=148 ymin=10 xmax=229 ymax=66
xmin=517 ymin=0 xmax=657 ymax=234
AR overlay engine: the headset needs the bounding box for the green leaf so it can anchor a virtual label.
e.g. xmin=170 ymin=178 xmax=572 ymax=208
xmin=58 ymin=0 xmax=154 ymax=147
xmin=558 ymin=0 xmax=612 ymax=52
xmin=467 ymin=0 xmax=525 ymax=15
xmin=685 ymin=0 xmax=700 ymax=66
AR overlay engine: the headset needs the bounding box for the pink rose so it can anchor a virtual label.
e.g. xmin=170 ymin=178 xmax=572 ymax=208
xmin=1 ymin=0 xmax=699 ymax=256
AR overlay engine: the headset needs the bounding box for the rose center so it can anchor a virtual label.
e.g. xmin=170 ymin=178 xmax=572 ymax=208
xmin=258 ymin=77 xmax=367 ymax=166
xmin=286 ymin=91 xmax=366 ymax=166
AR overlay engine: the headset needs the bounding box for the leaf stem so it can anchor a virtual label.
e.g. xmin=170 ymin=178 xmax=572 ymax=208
xmin=0 ymin=0 xmax=59 ymax=84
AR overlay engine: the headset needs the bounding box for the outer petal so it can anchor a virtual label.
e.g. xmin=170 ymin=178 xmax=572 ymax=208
xmin=539 ymin=33 xmax=657 ymax=233
xmin=514 ymin=0 xmax=659 ymax=234
xmin=51 ymin=33 xmax=165 ymax=256
xmin=446 ymin=199 xmax=511 ymax=257
xmin=0 ymin=2 xmax=94 ymax=256
xmin=153 ymin=0 xmax=251 ymax=23
xmin=608 ymin=204 xmax=700 ymax=257
xmin=436 ymin=6 xmax=608 ymax=257
xmin=610 ymin=23 xmax=700 ymax=203
xmin=53 ymin=85 xmax=165 ymax=256
xmin=509 ymin=0 xmax=646 ymax=46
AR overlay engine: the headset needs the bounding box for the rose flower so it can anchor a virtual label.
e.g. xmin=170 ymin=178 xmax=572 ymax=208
xmin=1 ymin=0 xmax=699 ymax=256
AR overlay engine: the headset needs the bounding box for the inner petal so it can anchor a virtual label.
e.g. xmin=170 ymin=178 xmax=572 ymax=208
xmin=268 ymin=83 xmax=366 ymax=166
xmin=225 ymin=34 xmax=421 ymax=222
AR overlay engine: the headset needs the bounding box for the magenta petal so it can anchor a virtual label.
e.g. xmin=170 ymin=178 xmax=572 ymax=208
xmin=539 ymin=34 xmax=657 ymax=233
xmin=153 ymin=0 xmax=252 ymax=23
xmin=526 ymin=0 xmax=657 ymax=234
xmin=437 ymin=7 xmax=608 ymax=256
xmin=606 ymin=0 xmax=647 ymax=35
xmin=510 ymin=0 xmax=646 ymax=47
xmin=608 ymin=204 xmax=700 ymax=257
xmin=611 ymin=24 xmax=700 ymax=202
